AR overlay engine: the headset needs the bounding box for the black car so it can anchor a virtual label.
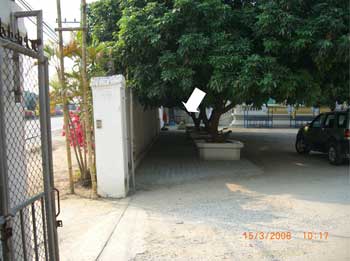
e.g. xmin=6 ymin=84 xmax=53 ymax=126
xmin=295 ymin=110 xmax=350 ymax=165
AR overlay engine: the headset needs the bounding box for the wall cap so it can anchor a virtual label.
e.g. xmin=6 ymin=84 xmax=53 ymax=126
xmin=91 ymin=75 xmax=125 ymax=89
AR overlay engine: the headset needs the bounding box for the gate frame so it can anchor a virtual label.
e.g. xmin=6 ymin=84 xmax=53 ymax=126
xmin=0 ymin=10 xmax=59 ymax=261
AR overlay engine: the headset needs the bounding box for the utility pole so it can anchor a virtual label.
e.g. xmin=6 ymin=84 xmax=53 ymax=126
xmin=54 ymin=0 xmax=97 ymax=197
xmin=56 ymin=0 xmax=74 ymax=194
xmin=81 ymin=0 xmax=97 ymax=197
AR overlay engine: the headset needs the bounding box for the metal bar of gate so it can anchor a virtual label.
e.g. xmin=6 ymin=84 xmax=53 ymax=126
xmin=19 ymin=210 xmax=28 ymax=261
xmin=36 ymin=11 xmax=59 ymax=260
xmin=44 ymin=56 xmax=60 ymax=261
xmin=40 ymin=198 xmax=49 ymax=261
xmin=31 ymin=203 xmax=39 ymax=261
xmin=0 ymin=38 xmax=40 ymax=59
xmin=0 ymin=44 xmax=12 ymax=261
xmin=45 ymin=56 xmax=60 ymax=257
xmin=9 ymin=193 xmax=45 ymax=216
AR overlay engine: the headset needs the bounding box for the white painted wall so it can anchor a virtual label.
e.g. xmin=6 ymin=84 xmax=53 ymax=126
xmin=0 ymin=0 xmax=26 ymax=32
xmin=91 ymin=75 xmax=130 ymax=198
xmin=132 ymin=99 xmax=159 ymax=167
xmin=91 ymin=75 xmax=160 ymax=198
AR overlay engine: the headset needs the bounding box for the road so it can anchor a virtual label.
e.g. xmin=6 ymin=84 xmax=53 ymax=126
xmin=50 ymin=116 xmax=64 ymax=134
xmin=25 ymin=116 xmax=63 ymax=137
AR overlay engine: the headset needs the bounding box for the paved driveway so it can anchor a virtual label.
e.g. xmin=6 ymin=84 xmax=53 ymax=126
xmin=229 ymin=128 xmax=349 ymax=205
xmin=59 ymin=129 xmax=350 ymax=261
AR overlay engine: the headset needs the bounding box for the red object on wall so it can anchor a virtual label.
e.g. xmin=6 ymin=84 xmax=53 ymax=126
xmin=163 ymin=110 xmax=168 ymax=124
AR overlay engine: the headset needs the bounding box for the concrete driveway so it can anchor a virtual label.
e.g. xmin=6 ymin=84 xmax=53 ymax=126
xmin=58 ymin=129 xmax=350 ymax=261
xmin=230 ymin=128 xmax=349 ymax=206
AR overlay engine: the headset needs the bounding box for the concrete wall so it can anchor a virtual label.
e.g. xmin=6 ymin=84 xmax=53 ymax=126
xmin=91 ymin=75 xmax=130 ymax=198
xmin=132 ymin=98 xmax=159 ymax=167
xmin=0 ymin=0 xmax=26 ymax=32
xmin=92 ymin=75 xmax=159 ymax=198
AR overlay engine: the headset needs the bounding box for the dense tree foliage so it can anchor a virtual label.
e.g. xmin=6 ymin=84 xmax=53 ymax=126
xmin=88 ymin=0 xmax=349 ymax=137
xmin=87 ymin=0 xmax=122 ymax=43
xmin=254 ymin=0 xmax=349 ymax=109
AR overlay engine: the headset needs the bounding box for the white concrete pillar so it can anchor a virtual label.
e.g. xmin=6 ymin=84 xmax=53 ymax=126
xmin=91 ymin=75 xmax=130 ymax=198
xmin=159 ymin=106 xmax=164 ymax=129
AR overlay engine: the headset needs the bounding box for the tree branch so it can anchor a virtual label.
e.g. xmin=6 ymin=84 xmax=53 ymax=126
xmin=223 ymin=102 xmax=235 ymax=113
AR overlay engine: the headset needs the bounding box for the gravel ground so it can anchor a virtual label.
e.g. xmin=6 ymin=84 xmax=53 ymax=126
xmin=130 ymin=130 xmax=350 ymax=261
xmin=58 ymin=129 xmax=350 ymax=261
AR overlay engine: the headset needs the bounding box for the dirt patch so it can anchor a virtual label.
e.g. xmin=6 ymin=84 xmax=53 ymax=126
xmin=52 ymin=134 xmax=91 ymax=198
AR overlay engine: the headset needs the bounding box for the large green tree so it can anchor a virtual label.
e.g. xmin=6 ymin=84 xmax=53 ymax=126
xmin=87 ymin=0 xmax=122 ymax=43
xmin=89 ymin=0 xmax=349 ymax=138
xmin=108 ymin=0 xmax=261 ymax=138
xmin=253 ymin=0 xmax=349 ymax=109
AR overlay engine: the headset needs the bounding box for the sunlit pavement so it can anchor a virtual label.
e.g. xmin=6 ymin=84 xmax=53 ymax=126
xmin=59 ymin=129 xmax=350 ymax=261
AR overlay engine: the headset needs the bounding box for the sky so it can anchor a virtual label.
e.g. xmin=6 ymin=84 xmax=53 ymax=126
xmin=19 ymin=0 xmax=99 ymax=77
xmin=24 ymin=0 xmax=98 ymax=43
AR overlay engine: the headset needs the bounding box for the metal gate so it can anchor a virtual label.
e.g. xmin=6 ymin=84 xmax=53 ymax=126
xmin=0 ymin=11 xmax=59 ymax=261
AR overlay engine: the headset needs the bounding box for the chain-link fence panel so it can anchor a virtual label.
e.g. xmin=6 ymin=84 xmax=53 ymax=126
xmin=0 ymin=41 xmax=56 ymax=261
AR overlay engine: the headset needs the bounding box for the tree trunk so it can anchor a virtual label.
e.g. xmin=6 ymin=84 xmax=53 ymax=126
xmin=81 ymin=0 xmax=97 ymax=198
xmin=56 ymin=0 xmax=74 ymax=194
xmin=63 ymin=101 xmax=75 ymax=194
xmin=200 ymin=109 xmax=210 ymax=131
xmin=190 ymin=112 xmax=201 ymax=131
xmin=208 ymin=110 xmax=221 ymax=142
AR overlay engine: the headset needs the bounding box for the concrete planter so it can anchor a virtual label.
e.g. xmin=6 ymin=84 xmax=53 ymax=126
xmin=189 ymin=132 xmax=211 ymax=140
xmin=195 ymin=140 xmax=244 ymax=160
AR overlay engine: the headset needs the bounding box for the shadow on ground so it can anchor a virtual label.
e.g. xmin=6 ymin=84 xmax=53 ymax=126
xmin=136 ymin=131 xmax=262 ymax=188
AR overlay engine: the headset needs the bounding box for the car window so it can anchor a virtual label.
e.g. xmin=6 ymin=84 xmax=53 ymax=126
xmin=337 ymin=113 xmax=348 ymax=128
xmin=311 ymin=114 xmax=325 ymax=128
xmin=324 ymin=114 xmax=335 ymax=128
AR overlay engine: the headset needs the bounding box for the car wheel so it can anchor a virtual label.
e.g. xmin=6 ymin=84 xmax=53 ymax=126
xmin=328 ymin=143 xmax=343 ymax=165
xmin=295 ymin=136 xmax=310 ymax=154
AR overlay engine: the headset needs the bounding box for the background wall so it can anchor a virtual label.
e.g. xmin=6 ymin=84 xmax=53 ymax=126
xmin=0 ymin=0 xmax=26 ymax=32
xmin=132 ymin=96 xmax=159 ymax=168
